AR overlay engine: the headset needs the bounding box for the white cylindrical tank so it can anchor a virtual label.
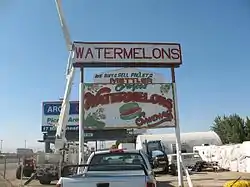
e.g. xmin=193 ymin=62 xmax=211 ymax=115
xmin=136 ymin=131 xmax=222 ymax=154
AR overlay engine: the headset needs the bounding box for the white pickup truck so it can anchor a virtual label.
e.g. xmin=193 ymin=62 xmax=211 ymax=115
xmin=56 ymin=149 xmax=157 ymax=187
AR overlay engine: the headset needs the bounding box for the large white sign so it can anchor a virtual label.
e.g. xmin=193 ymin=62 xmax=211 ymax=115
xmin=73 ymin=42 xmax=182 ymax=65
xmin=93 ymin=68 xmax=166 ymax=84
xmin=93 ymin=67 xmax=166 ymax=134
xmin=93 ymin=67 xmax=167 ymax=134
xmin=84 ymin=83 xmax=175 ymax=129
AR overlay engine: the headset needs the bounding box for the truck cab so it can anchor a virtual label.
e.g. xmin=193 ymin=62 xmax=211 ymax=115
xmin=144 ymin=140 xmax=169 ymax=174
xmin=57 ymin=149 xmax=157 ymax=187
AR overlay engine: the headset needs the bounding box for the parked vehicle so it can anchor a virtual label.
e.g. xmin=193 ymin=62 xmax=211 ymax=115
xmin=167 ymin=152 xmax=202 ymax=168
xmin=16 ymin=157 xmax=36 ymax=179
xmin=136 ymin=132 xmax=222 ymax=154
xmin=56 ymin=149 xmax=157 ymax=187
xmin=151 ymin=150 xmax=169 ymax=174
xmin=143 ymin=140 xmax=170 ymax=174
xmin=35 ymin=143 xmax=90 ymax=185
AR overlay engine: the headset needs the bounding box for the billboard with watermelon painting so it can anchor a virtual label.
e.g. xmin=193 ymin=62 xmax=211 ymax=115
xmin=84 ymin=83 xmax=175 ymax=129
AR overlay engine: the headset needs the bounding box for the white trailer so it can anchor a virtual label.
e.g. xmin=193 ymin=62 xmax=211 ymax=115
xmin=136 ymin=131 xmax=222 ymax=154
xmin=118 ymin=143 xmax=135 ymax=150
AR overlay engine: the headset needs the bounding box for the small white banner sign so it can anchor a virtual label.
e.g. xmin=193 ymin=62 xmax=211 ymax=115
xmin=93 ymin=68 xmax=166 ymax=84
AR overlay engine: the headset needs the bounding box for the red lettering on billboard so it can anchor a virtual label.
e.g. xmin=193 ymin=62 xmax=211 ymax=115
xmin=109 ymin=78 xmax=153 ymax=84
xmin=84 ymin=87 xmax=173 ymax=111
xmin=135 ymin=111 xmax=173 ymax=127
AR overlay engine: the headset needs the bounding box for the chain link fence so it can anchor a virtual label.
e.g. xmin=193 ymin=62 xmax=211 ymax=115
xmin=0 ymin=154 xmax=60 ymax=186
xmin=0 ymin=155 xmax=43 ymax=186
xmin=0 ymin=155 xmax=20 ymax=186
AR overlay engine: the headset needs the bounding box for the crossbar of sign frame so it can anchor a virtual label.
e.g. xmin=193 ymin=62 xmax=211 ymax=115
xmin=72 ymin=42 xmax=182 ymax=68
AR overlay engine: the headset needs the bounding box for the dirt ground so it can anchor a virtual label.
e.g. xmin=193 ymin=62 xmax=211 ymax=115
xmin=0 ymin=173 xmax=15 ymax=187
xmin=1 ymin=170 xmax=250 ymax=187
xmin=156 ymin=171 xmax=250 ymax=187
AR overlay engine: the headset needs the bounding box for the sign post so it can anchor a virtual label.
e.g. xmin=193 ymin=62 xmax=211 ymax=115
xmin=79 ymin=67 xmax=85 ymax=169
xmin=171 ymin=67 xmax=184 ymax=186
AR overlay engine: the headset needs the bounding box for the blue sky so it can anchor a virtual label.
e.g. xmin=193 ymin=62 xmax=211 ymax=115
xmin=1 ymin=0 xmax=250 ymax=152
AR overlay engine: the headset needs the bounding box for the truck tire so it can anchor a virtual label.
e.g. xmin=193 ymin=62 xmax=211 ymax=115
xmin=170 ymin=164 xmax=177 ymax=176
xmin=196 ymin=165 xmax=202 ymax=172
xmin=163 ymin=164 xmax=169 ymax=174
xmin=39 ymin=176 xmax=51 ymax=185
xmin=16 ymin=166 xmax=22 ymax=179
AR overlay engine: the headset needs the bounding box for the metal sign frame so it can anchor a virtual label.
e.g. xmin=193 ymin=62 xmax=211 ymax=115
xmin=54 ymin=0 xmax=184 ymax=186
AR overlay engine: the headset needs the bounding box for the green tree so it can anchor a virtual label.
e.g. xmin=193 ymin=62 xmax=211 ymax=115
xmin=245 ymin=117 xmax=250 ymax=141
xmin=210 ymin=114 xmax=246 ymax=144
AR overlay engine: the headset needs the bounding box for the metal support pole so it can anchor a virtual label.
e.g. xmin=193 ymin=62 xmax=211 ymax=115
xmin=20 ymin=158 xmax=24 ymax=186
xmin=78 ymin=67 xmax=85 ymax=172
xmin=171 ymin=67 xmax=184 ymax=187
xmin=3 ymin=156 xmax=6 ymax=179
xmin=0 ymin=140 xmax=3 ymax=152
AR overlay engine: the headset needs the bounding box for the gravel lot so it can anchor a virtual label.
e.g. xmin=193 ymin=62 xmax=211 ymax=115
xmin=156 ymin=171 xmax=250 ymax=187
xmin=1 ymin=170 xmax=250 ymax=187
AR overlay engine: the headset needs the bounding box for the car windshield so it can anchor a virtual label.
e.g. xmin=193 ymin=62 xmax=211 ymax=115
xmin=88 ymin=152 xmax=147 ymax=171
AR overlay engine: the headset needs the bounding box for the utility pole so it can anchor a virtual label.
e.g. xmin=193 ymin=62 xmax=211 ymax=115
xmin=0 ymin=140 xmax=3 ymax=152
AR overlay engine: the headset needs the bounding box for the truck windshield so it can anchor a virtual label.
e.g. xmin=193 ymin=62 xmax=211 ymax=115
xmin=151 ymin=150 xmax=164 ymax=157
xmin=88 ymin=153 xmax=147 ymax=171
xmin=147 ymin=142 xmax=162 ymax=153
